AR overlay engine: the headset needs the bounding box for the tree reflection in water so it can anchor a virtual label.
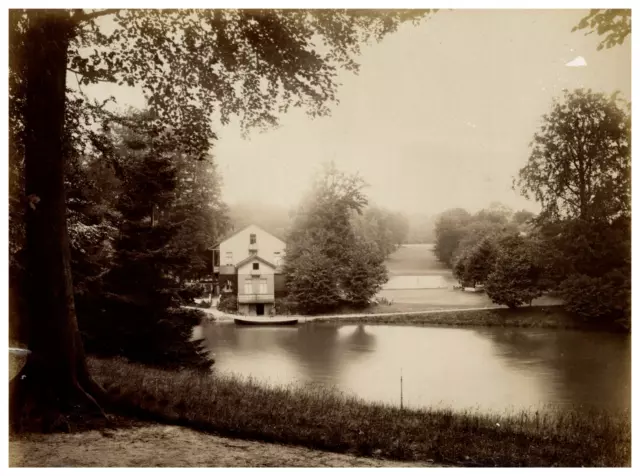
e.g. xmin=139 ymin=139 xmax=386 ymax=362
xmin=199 ymin=321 xmax=377 ymax=389
xmin=276 ymin=324 xmax=377 ymax=386
xmin=198 ymin=321 xmax=629 ymax=412
xmin=476 ymin=327 xmax=631 ymax=412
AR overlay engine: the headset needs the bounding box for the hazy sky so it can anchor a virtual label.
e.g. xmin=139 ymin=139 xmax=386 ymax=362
xmin=84 ymin=9 xmax=631 ymax=216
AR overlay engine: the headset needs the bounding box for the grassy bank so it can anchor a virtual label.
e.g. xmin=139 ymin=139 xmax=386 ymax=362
xmin=313 ymin=306 xmax=624 ymax=331
xmin=89 ymin=357 xmax=629 ymax=467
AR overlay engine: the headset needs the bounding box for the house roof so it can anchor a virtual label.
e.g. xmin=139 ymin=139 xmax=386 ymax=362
xmin=208 ymin=223 xmax=286 ymax=250
xmin=235 ymin=254 xmax=277 ymax=269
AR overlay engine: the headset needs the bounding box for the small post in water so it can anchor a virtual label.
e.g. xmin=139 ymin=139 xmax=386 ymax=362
xmin=400 ymin=368 xmax=404 ymax=410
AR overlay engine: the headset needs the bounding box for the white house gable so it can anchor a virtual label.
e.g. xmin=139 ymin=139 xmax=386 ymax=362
xmin=219 ymin=224 xmax=286 ymax=267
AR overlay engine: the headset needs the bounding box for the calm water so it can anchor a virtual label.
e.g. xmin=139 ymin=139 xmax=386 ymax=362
xmin=199 ymin=322 xmax=630 ymax=413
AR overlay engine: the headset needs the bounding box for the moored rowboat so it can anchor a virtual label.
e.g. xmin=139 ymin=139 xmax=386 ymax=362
xmin=234 ymin=316 xmax=299 ymax=326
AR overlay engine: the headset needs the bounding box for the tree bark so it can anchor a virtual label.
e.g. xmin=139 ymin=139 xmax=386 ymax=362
xmin=11 ymin=10 xmax=106 ymax=432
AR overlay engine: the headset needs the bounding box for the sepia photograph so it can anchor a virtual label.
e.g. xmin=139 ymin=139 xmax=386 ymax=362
xmin=5 ymin=1 xmax=633 ymax=469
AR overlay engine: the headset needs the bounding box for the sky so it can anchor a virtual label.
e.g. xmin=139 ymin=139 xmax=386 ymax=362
xmin=83 ymin=9 xmax=631 ymax=216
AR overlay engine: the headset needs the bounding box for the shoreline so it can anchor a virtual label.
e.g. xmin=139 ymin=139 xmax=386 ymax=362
xmin=189 ymin=304 xmax=623 ymax=332
xmin=41 ymin=357 xmax=632 ymax=467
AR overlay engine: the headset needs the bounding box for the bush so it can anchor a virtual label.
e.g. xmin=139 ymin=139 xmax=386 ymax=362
xmin=77 ymin=298 xmax=211 ymax=370
xmin=485 ymin=234 xmax=544 ymax=308
xmin=453 ymin=237 xmax=498 ymax=287
xmin=274 ymin=297 xmax=298 ymax=315
xmin=177 ymin=282 xmax=207 ymax=304
xmin=217 ymin=293 xmax=238 ymax=313
xmin=560 ymin=271 xmax=630 ymax=330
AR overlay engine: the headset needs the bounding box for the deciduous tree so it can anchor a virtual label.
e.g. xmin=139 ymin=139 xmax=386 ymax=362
xmin=433 ymin=208 xmax=472 ymax=266
xmin=284 ymin=164 xmax=388 ymax=313
xmin=452 ymin=237 xmax=497 ymax=288
xmin=485 ymin=234 xmax=544 ymax=308
xmin=10 ymin=8 xmax=432 ymax=430
xmin=516 ymin=89 xmax=630 ymax=223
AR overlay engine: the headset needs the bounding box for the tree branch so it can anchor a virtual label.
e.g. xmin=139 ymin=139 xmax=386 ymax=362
xmin=74 ymin=9 xmax=120 ymax=24
xmin=67 ymin=68 xmax=114 ymax=84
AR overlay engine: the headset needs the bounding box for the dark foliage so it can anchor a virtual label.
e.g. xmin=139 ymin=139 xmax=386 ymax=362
xmin=453 ymin=237 xmax=498 ymax=288
xmin=217 ymin=293 xmax=238 ymax=313
xmin=177 ymin=283 xmax=208 ymax=304
xmin=274 ymin=296 xmax=298 ymax=315
xmin=484 ymin=234 xmax=545 ymax=309
xmin=284 ymin=164 xmax=388 ymax=314
xmin=517 ymin=89 xmax=630 ymax=223
xmin=69 ymin=110 xmax=227 ymax=368
xmin=560 ymin=271 xmax=630 ymax=331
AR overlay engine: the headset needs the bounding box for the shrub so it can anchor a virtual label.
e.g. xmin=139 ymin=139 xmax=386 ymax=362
xmin=560 ymin=270 xmax=631 ymax=330
xmin=485 ymin=234 xmax=544 ymax=308
xmin=453 ymin=237 xmax=498 ymax=287
xmin=274 ymin=297 xmax=298 ymax=315
xmin=177 ymin=282 xmax=207 ymax=304
xmin=217 ymin=293 xmax=238 ymax=313
xmin=78 ymin=299 xmax=211 ymax=370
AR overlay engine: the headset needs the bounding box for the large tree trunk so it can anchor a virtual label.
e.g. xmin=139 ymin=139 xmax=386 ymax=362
xmin=10 ymin=10 xmax=106 ymax=432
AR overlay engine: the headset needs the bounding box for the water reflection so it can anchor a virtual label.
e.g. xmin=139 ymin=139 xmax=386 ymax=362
xmin=200 ymin=321 xmax=630 ymax=413
xmin=477 ymin=327 xmax=631 ymax=411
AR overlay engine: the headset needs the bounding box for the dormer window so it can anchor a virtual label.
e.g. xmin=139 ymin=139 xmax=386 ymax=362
xmin=250 ymin=234 xmax=257 ymax=244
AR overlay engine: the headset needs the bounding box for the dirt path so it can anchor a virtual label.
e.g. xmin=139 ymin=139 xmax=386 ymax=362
xmin=10 ymin=424 xmax=432 ymax=467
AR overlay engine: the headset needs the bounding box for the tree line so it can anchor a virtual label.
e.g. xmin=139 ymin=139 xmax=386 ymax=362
xmin=435 ymin=89 xmax=630 ymax=329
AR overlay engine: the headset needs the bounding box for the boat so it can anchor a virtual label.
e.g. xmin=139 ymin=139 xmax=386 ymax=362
xmin=233 ymin=316 xmax=299 ymax=326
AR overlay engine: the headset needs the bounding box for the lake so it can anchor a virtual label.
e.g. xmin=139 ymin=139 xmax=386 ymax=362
xmin=199 ymin=322 xmax=630 ymax=414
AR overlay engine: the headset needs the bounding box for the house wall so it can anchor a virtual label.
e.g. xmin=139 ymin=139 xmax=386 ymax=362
xmin=220 ymin=224 xmax=286 ymax=266
xmin=239 ymin=303 xmax=274 ymax=316
xmin=237 ymin=273 xmax=275 ymax=295
xmin=237 ymin=259 xmax=276 ymax=278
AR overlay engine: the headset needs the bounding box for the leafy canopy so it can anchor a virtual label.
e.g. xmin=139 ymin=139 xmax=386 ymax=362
xmin=572 ymin=9 xmax=631 ymax=50
xmin=284 ymin=163 xmax=387 ymax=313
xmin=485 ymin=234 xmax=544 ymax=309
xmin=516 ymin=89 xmax=630 ymax=223
xmin=433 ymin=208 xmax=472 ymax=266
xmin=59 ymin=9 xmax=433 ymax=139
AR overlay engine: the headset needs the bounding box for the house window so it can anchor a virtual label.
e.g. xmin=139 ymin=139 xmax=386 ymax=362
xmin=244 ymin=279 xmax=253 ymax=295
xmin=253 ymin=262 xmax=259 ymax=270
xmin=224 ymin=251 xmax=233 ymax=264
xmin=274 ymin=251 xmax=281 ymax=266
xmin=250 ymin=234 xmax=257 ymax=244
xmin=259 ymin=278 xmax=268 ymax=294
